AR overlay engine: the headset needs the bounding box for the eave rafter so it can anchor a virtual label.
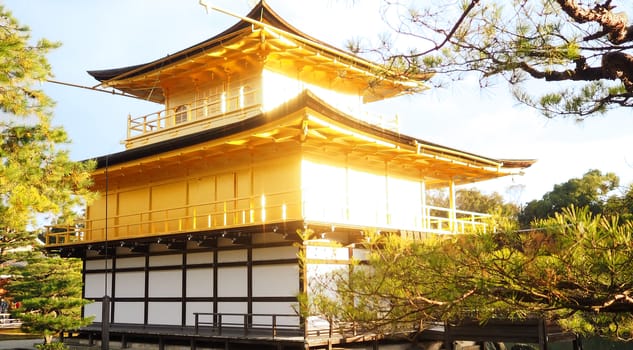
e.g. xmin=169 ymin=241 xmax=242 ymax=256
xmin=102 ymin=24 xmax=427 ymax=103
xmin=91 ymin=89 xmax=525 ymax=189
xmin=297 ymin=114 xmax=515 ymax=184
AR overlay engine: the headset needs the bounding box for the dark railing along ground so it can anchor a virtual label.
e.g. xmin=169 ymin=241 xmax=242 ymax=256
xmin=193 ymin=312 xmax=302 ymax=338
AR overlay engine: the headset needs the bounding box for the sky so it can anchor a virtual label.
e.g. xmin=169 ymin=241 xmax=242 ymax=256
xmin=4 ymin=0 xmax=633 ymax=204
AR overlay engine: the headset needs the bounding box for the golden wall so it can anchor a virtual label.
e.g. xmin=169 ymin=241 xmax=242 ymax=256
xmin=301 ymin=149 xmax=425 ymax=231
xmin=85 ymin=143 xmax=302 ymax=242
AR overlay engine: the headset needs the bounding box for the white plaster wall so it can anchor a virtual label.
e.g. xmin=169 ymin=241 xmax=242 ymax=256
xmin=116 ymin=257 xmax=145 ymax=268
xmin=186 ymin=268 xmax=213 ymax=297
xmin=217 ymin=267 xmax=247 ymax=297
xmin=217 ymin=302 xmax=247 ymax=313
xmin=84 ymin=273 xmax=112 ymax=299
xmin=252 ymin=302 xmax=299 ymax=326
xmin=115 ymin=271 xmax=145 ymax=298
xmin=185 ymin=302 xmax=214 ymax=326
xmin=217 ymin=302 xmax=247 ymax=326
xmin=114 ymin=302 xmax=144 ymax=324
xmin=149 ymin=270 xmax=182 ymax=297
xmin=306 ymin=263 xmax=348 ymax=299
xmin=252 ymin=246 xmax=297 ymax=261
xmin=353 ymin=248 xmax=369 ymax=261
xmin=252 ymin=264 xmax=298 ymax=297
xmin=217 ymin=250 xmax=245 ymax=263
xmin=306 ymin=246 xmax=349 ymax=260
xmin=149 ymin=254 xmax=182 ymax=267
xmin=188 ymin=251 xmax=213 ymax=264
xmin=148 ymin=302 xmax=181 ymax=325
xmin=306 ymin=264 xmax=348 ymax=281
xmin=85 ymin=259 xmax=112 ymax=271
xmin=84 ymin=302 xmax=101 ymax=322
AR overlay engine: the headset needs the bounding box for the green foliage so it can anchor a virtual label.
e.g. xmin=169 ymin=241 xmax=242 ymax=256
xmin=0 ymin=7 xmax=95 ymax=345
xmin=604 ymin=184 xmax=633 ymax=221
xmin=35 ymin=341 xmax=69 ymax=350
xmin=0 ymin=5 xmax=95 ymax=260
xmin=306 ymin=207 xmax=633 ymax=340
xmin=427 ymin=188 xmax=519 ymax=217
xmin=6 ymin=255 xmax=93 ymax=343
xmin=519 ymin=169 xmax=620 ymax=227
xmin=0 ymin=6 xmax=59 ymax=117
xmin=364 ymin=1 xmax=633 ymax=118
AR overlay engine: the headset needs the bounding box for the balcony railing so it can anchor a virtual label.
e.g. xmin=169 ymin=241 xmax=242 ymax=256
xmin=127 ymin=88 xmax=261 ymax=143
xmin=45 ymin=195 xmax=491 ymax=246
xmin=125 ymin=87 xmax=402 ymax=147
xmin=424 ymin=205 xmax=490 ymax=234
xmin=45 ymin=191 xmax=299 ymax=245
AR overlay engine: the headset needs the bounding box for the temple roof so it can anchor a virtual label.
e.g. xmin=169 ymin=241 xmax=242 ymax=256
xmin=88 ymin=1 xmax=432 ymax=104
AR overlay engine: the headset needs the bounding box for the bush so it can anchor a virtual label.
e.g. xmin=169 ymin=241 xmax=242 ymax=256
xmin=35 ymin=341 xmax=68 ymax=350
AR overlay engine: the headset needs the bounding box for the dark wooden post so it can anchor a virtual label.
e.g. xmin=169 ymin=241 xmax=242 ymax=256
xmin=538 ymin=318 xmax=547 ymax=350
xmin=101 ymin=295 xmax=111 ymax=350
xmin=443 ymin=321 xmax=453 ymax=350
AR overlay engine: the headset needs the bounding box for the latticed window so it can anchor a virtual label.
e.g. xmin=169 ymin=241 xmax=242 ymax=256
xmin=175 ymin=105 xmax=187 ymax=124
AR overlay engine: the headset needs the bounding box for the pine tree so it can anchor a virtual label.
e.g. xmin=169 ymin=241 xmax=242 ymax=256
xmin=0 ymin=5 xmax=94 ymax=255
xmin=307 ymin=208 xmax=633 ymax=341
xmin=5 ymin=256 xmax=93 ymax=345
xmin=0 ymin=5 xmax=95 ymax=348
xmin=351 ymin=1 xmax=633 ymax=118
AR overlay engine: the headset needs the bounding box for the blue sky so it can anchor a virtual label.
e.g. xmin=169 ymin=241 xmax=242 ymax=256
xmin=5 ymin=0 xmax=633 ymax=203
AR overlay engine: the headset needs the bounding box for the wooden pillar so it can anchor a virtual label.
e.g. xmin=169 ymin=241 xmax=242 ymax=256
xmin=345 ymin=154 xmax=350 ymax=221
xmin=101 ymin=295 xmax=110 ymax=350
xmin=247 ymin=240 xmax=253 ymax=328
xmin=181 ymin=243 xmax=188 ymax=327
xmin=448 ymin=178 xmax=457 ymax=232
xmin=385 ymin=161 xmax=390 ymax=225
xmin=143 ymin=251 xmax=150 ymax=325
xmin=443 ymin=321 xmax=453 ymax=350
xmin=420 ymin=180 xmax=427 ymax=231
xmin=538 ymin=318 xmax=547 ymax=350
xmin=299 ymin=241 xmax=308 ymax=340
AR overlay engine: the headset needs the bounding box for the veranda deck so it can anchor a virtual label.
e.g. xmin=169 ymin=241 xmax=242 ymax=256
xmin=66 ymin=317 xmax=580 ymax=350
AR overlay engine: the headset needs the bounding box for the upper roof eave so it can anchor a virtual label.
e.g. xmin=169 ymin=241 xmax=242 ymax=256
xmin=87 ymin=1 xmax=432 ymax=101
xmin=89 ymin=89 xmax=533 ymax=185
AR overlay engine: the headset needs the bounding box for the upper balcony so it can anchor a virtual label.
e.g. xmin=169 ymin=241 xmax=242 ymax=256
xmin=124 ymin=86 xmax=263 ymax=149
xmin=123 ymin=84 xmax=400 ymax=149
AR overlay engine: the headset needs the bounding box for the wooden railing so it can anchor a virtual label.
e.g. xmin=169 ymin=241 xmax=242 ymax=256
xmin=302 ymin=201 xmax=490 ymax=236
xmin=45 ymin=198 xmax=490 ymax=246
xmin=423 ymin=205 xmax=490 ymax=234
xmin=192 ymin=313 xmax=372 ymax=339
xmin=125 ymin=87 xmax=401 ymax=143
xmin=127 ymin=88 xmax=261 ymax=140
xmin=45 ymin=191 xmax=298 ymax=245
xmin=193 ymin=313 xmax=302 ymax=338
